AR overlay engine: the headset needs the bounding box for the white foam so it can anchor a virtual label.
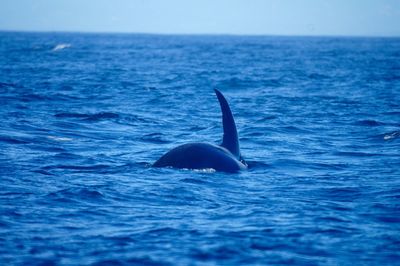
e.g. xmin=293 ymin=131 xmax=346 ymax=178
xmin=383 ymin=131 xmax=400 ymax=141
xmin=47 ymin=136 xmax=73 ymax=142
xmin=52 ymin=43 xmax=71 ymax=51
xmin=193 ymin=168 xmax=216 ymax=173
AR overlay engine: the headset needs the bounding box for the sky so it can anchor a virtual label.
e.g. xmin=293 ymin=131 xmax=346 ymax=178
xmin=0 ymin=0 xmax=399 ymax=37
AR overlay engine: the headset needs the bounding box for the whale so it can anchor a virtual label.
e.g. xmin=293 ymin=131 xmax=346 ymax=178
xmin=153 ymin=89 xmax=247 ymax=173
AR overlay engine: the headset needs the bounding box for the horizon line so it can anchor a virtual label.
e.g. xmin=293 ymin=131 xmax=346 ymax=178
xmin=1 ymin=29 xmax=399 ymax=39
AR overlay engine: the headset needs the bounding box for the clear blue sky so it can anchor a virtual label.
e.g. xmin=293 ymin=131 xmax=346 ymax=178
xmin=0 ymin=0 xmax=399 ymax=36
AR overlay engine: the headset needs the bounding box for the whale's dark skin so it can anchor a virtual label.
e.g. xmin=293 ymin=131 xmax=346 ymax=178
xmin=153 ymin=142 xmax=246 ymax=172
xmin=153 ymin=89 xmax=247 ymax=173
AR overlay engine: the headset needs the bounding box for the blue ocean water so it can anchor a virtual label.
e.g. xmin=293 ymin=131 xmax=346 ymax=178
xmin=0 ymin=31 xmax=399 ymax=265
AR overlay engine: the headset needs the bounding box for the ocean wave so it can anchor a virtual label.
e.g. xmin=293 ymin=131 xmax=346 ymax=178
xmin=1 ymin=32 xmax=399 ymax=265
xmin=383 ymin=130 xmax=400 ymax=141
xmin=55 ymin=112 xmax=120 ymax=121
xmin=52 ymin=43 xmax=71 ymax=51
xmin=47 ymin=187 xmax=105 ymax=204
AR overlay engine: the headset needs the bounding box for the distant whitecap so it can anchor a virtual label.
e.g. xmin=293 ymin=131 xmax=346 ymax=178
xmin=383 ymin=131 xmax=400 ymax=141
xmin=47 ymin=136 xmax=72 ymax=142
xmin=52 ymin=43 xmax=71 ymax=51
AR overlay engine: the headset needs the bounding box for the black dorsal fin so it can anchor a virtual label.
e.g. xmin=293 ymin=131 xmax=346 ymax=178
xmin=214 ymin=89 xmax=240 ymax=159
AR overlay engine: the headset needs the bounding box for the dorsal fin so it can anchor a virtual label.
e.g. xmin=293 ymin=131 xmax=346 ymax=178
xmin=214 ymin=89 xmax=240 ymax=159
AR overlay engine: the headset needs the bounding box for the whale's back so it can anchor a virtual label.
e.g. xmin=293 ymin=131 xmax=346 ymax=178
xmin=153 ymin=143 xmax=245 ymax=172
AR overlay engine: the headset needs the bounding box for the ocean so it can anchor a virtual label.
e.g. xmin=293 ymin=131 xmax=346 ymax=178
xmin=0 ymin=32 xmax=399 ymax=265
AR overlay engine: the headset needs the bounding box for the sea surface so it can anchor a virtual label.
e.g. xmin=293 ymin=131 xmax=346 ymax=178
xmin=0 ymin=32 xmax=399 ymax=265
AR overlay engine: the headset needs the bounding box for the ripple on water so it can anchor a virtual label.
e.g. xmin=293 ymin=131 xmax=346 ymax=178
xmin=55 ymin=112 xmax=120 ymax=121
xmin=46 ymin=187 xmax=106 ymax=205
